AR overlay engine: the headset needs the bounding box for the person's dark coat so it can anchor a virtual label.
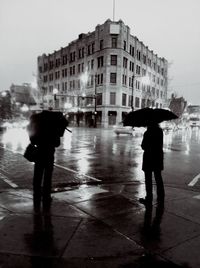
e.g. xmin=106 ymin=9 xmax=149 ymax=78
xmin=141 ymin=125 xmax=163 ymax=171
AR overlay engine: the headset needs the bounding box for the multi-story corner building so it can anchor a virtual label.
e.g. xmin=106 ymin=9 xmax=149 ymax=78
xmin=37 ymin=19 xmax=168 ymax=127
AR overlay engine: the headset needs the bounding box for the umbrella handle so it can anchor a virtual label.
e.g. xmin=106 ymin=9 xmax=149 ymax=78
xmin=66 ymin=128 xmax=72 ymax=133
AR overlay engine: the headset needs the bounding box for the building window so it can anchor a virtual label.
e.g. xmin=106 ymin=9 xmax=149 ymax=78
xmin=129 ymin=45 xmax=135 ymax=56
xmin=143 ymin=55 xmax=147 ymax=64
xmin=111 ymin=55 xmax=117 ymax=65
xmin=78 ymin=48 xmax=84 ymax=59
xmin=129 ymin=61 xmax=134 ymax=72
xmin=78 ymin=79 xmax=80 ymax=89
xmin=152 ymin=87 xmax=155 ymax=96
xmin=91 ymin=59 xmax=94 ymax=69
xmin=78 ymin=64 xmax=81 ymax=73
xmin=55 ymin=71 xmax=60 ymax=79
xmin=122 ymin=75 xmax=127 ymax=85
xmin=148 ymin=58 xmax=151 ymax=67
xmin=65 ymin=82 xmax=67 ymax=91
xmin=43 ymin=75 xmax=47 ymax=82
xmin=141 ymin=99 xmax=146 ymax=108
xmin=123 ymin=57 xmax=128 ymax=68
xmin=123 ymin=40 xmax=126 ymax=51
xmin=142 ymin=68 xmax=146 ymax=76
xmin=135 ymin=97 xmax=140 ymax=108
xmin=110 ymin=73 xmax=117 ymax=84
xmin=87 ymin=61 xmax=90 ymax=70
xmin=55 ymin=58 xmax=61 ymax=68
xmin=49 ymin=60 xmax=54 ymax=70
xmin=111 ymin=37 xmax=117 ymax=48
xmin=70 ymin=52 xmax=76 ymax=62
xmin=92 ymin=42 xmax=95 ymax=54
xmin=62 ymin=55 xmax=67 ymax=65
xmin=136 ymin=50 xmax=141 ymax=61
xmin=78 ymin=49 xmax=81 ymax=59
xmin=44 ymin=63 xmax=48 ymax=72
xmin=110 ymin=92 xmax=116 ymax=105
xmin=70 ymin=67 xmax=73 ymax=76
xmin=122 ymin=93 xmax=126 ymax=106
xmin=91 ymin=75 xmax=94 ymax=86
xmin=100 ymin=73 xmax=103 ymax=84
xmin=136 ymin=65 xmax=141 ymax=75
xmin=136 ymin=80 xmax=140 ymax=89
xmin=97 ymin=93 xmax=102 ymax=105
xmin=97 ymin=56 xmax=104 ymax=68
xmin=100 ymin=40 xmax=104 ymax=50
xmin=87 ymin=44 xmax=91 ymax=55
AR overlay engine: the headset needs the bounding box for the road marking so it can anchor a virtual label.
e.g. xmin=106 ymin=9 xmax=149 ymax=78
xmin=0 ymin=146 xmax=101 ymax=183
xmin=54 ymin=163 xmax=101 ymax=182
xmin=188 ymin=173 xmax=200 ymax=187
xmin=0 ymin=173 xmax=18 ymax=188
xmin=193 ymin=195 xmax=200 ymax=199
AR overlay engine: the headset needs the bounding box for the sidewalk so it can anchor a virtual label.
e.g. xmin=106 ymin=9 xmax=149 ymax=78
xmin=0 ymin=151 xmax=200 ymax=267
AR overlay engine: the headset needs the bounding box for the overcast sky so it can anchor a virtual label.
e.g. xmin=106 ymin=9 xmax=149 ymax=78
xmin=0 ymin=0 xmax=200 ymax=104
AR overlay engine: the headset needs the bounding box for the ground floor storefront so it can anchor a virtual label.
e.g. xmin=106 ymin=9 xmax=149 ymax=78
xmin=66 ymin=108 xmax=130 ymax=127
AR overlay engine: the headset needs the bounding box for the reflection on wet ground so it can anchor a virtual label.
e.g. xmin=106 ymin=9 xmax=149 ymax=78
xmin=1 ymin=126 xmax=200 ymax=183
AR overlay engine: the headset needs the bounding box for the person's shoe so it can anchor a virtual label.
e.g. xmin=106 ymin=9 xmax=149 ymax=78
xmin=139 ymin=198 xmax=152 ymax=206
xmin=43 ymin=197 xmax=52 ymax=211
xmin=33 ymin=203 xmax=41 ymax=214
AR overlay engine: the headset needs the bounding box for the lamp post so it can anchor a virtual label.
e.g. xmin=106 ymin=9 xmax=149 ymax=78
xmin=94 ymin=74 xmax=97 ymax=128
xmin=131 ymin=75 xmax=134 ymax=112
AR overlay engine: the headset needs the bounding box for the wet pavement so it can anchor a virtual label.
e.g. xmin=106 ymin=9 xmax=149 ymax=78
xmin=0 ymin=142 xmax=200 ymax=267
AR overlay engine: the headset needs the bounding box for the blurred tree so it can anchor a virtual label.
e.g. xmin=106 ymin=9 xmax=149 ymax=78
xmin=169 ymin=94 xmax=187 ymax=117
xmin=0 ymin=91 xmax=12 ymax=120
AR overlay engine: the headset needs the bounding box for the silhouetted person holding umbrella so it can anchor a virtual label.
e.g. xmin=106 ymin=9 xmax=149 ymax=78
xmin=139 ymin=122 xmax=165 ymax=206
xmin=27 ymin=109 xmax=69 ymax=212
xmin=123 ymin=107 xmax=178 ymax=206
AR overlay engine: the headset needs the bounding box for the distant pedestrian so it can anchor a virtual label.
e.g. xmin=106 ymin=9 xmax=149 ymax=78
xmin=139 ymin=122 xmax=165 ymax=206
xmin=27 ymin=110 xmax=68 ymax=211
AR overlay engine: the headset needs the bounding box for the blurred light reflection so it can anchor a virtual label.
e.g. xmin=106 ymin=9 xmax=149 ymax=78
xmin=77 ymin=157 xmax=90 ymax=174
xmin=62 ymin=131 xmax=72 ymax=149
xmin=1 ymin=128 xmax=29 ymax=152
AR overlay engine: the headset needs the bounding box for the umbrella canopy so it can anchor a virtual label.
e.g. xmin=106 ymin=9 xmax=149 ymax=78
xmin=123 ymin=108 xmax=178 ymax=127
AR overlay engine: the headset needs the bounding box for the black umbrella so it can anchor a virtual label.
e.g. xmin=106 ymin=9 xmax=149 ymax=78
xmin=123 ymin=108 xmax=178 ymax=127
xmin=153 ymin=108 xmax=178 ymax=123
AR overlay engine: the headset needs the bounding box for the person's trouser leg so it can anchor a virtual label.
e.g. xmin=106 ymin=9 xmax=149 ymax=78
xmin=154 ymin=170 xmax=165 ymax=202
xmin=43 ymin=160 xmax=54 ymax=207
xmin=144 ymin=171 xmax=153 ymax=202
xmin=33 ymin=162 xmax=44 ymax=209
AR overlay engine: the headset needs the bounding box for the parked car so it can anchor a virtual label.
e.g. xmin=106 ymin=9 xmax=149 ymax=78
xmin=113 ymin=123 xmax=134 ymax=136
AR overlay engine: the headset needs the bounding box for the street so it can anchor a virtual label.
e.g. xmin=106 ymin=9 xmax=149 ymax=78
xmin=0 ymin=126 xmax=200 ymax=192
xmin=1 ymin=126 xmax=200 ymax=267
